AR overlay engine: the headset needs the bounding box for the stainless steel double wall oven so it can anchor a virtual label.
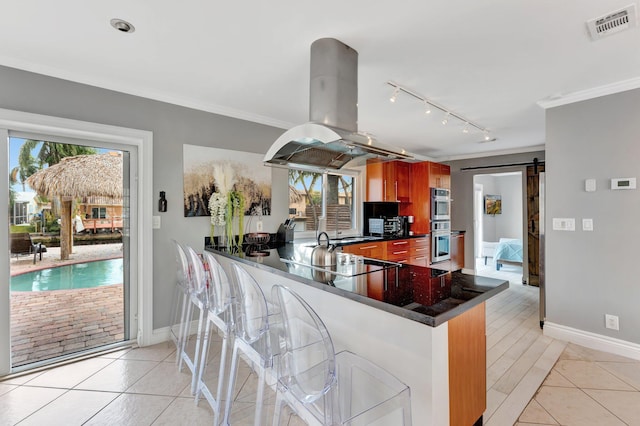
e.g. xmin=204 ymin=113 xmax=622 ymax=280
xmin=430 ymin=188 xmax=451 ymax=263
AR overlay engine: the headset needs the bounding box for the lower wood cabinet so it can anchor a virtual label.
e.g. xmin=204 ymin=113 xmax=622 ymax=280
xmin=342 ymin=237 xmax=430 ymax=267
xmin=341 ymin=241 xmax=385 ymax=259
xmin=448 ymin=301 xmax=486 ymax=426
xmin=386 ymin=239 xmax=410 ymax=263
xmin=410 ymin=237 xmax=430 ymax=267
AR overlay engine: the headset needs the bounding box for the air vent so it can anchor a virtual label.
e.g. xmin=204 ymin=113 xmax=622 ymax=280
xmin=587 ymin=4 xmax=637 ymax=40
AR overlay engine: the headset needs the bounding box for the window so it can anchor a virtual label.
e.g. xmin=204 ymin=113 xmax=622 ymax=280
xmin=92 ymin=207 xmax=107 ymax=218
xmin=288 ymin=168 xmax=356 ymax=234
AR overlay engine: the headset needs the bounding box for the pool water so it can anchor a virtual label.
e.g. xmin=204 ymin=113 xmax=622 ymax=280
xmin=11 ymin=258 xmax=124 ymax=292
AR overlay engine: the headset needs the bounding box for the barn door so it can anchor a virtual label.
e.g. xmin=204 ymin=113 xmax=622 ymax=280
xmin=526 ymin=163 xmax=545 ymax=287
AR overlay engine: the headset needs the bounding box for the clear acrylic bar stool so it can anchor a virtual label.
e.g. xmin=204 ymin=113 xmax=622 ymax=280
xmin=223 ymin=263 xmax=276 ymax=426
xmin=195 ymin=251 xmax=236 ymax=426
xmin=170 ymin=240 xmax=191 ymax=364
xmin=271 ymin=285 xmax=412 ymax=426
xmin=179 ymin=246 xmax=210 ymax=395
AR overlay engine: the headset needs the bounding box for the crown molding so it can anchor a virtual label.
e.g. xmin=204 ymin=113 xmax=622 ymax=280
xmin=437 ymin=144 xmax=546 ymax=162
xmin=537 ymin=76 xmax=640 ymax=109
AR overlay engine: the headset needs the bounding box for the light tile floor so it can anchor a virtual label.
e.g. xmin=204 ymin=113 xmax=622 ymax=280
xmin=1 ymin=259 xmax=639 ymax=425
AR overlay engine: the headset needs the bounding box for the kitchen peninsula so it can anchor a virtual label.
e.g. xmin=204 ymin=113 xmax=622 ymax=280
xmin=207 ymin=240 xmax=508 ymax=425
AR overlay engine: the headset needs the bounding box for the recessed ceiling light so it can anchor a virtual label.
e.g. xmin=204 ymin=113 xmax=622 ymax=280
xmin=110 ymin=18 xmax=135 ymax=34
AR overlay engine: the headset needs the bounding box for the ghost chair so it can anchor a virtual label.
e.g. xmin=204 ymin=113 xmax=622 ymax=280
xmin=178 ymin=245 xmax=210 ymax=395
xmin=223 ymin=263 xmax=278 ymax=426
xmin=271 ymin=284 xmax=412 ymax=426
xmin=195 ymin=251 xmax=236 ymax=425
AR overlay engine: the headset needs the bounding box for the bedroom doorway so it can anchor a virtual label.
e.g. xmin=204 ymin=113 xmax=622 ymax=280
xmin=473 ymin=171 xmax=524 ymax=284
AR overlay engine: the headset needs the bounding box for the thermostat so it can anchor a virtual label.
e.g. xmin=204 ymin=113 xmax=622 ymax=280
xmin=611 ymin=177 xmax=636 ymax=190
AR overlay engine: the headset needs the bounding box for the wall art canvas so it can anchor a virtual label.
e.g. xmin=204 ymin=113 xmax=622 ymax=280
xmin=183 ymin=144 xmax=272 ymax=217
xmin=485 ymin=194 xmax=502 ymax=215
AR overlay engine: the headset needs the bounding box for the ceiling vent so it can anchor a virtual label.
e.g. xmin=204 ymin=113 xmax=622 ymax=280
xmin=587 ymin=4 xmax=637 ymax=40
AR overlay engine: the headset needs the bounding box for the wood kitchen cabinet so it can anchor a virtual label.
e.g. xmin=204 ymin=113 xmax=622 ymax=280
xmin=449 ymin=301 xmax=486 ymax=425
xmin=366 ymin=160 xmax=411 ymax=203
xmin=450 ymin=233 xmax=465 ymax=272
xmin=343 ymin=237 xmax=430 ymax=267
xmin=409 ymin=237 xmax=430 ymax=267
xmin=409 ymin=162 xmax=430 ymax=234
xmin=429 ymin=162 xmax=451 ymax=189
xmin=341 ymin=241 xmax=385 ymax=259
xmin=386 ymin=239 xmax=411 ymax=263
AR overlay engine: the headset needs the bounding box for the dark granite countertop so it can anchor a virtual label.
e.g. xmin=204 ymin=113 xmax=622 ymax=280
xmin=206 ymin=241 xmax=508 ymax=327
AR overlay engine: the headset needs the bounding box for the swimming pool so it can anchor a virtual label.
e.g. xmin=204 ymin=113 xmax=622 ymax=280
xmin=10 ymin=258 xmax=124 ymax=292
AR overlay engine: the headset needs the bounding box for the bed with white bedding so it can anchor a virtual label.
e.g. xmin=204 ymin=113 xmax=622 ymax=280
xmin=495 ymin=238 xmax=523 ymax=270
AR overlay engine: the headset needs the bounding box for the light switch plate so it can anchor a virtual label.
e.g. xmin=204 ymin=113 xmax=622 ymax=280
xmin=582 ymin=218 xmax=593 ymax=231
xmin=585 ymin=179 xmax=596 ymax=192
xmin=552 ymin=218 xmax=575 ymax=231
xmin=152 ymin=216 xmax=161 ymax=229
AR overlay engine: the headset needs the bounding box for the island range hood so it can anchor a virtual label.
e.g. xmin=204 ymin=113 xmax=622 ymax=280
xmin=264 ymin=38 xmax=412 ymax=170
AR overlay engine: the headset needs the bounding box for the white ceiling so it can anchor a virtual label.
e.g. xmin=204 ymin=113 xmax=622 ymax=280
xmin=2 ymin=1 xmax=640 ymax=160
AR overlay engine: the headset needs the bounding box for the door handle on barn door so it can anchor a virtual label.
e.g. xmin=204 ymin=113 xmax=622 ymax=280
xmin=531 ymin=219 xmax=535 ymax=233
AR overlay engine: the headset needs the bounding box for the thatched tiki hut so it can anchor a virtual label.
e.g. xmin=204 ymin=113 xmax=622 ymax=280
xmin=27 ymin=153 xmax=123 ymax=260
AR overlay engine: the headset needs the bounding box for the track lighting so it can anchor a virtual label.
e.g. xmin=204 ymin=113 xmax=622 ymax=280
xmin=389 ymin=87 xmax=400 ymax=103
xmin=386 ymin=81 xmax=491 ymax=138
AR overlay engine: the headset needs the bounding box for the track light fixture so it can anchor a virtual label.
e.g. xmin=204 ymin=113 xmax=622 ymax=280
xmin=387 ymin=81 xmax=492 ymax=140
xmin=389 ymin=87 xmax=400 ymax=103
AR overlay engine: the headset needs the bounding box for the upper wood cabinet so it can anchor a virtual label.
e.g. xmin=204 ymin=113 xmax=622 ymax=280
xmin=366 ymin=160 xmax=411 ymax=203
xmin=429 ymin=162 xmax=451 ymax=189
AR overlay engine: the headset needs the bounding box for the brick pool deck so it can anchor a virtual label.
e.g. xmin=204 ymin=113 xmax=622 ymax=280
xmin=10 ymin=244 xmax=125 ymax=366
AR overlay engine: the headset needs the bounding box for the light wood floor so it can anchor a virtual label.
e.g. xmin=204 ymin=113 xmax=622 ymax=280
xmin=479 ymin=262 xmax=566 ymax=425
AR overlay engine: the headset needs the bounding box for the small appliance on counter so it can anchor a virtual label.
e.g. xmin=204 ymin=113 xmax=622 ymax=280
xmin=277 ymin=218 xmax=295 ymax=243
xmin=363 ymin=201 xmax=399 ymax=235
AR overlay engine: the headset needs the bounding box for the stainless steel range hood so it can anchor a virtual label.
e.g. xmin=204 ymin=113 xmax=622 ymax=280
xmin=264 ymin=38 xmax=412 ymax=169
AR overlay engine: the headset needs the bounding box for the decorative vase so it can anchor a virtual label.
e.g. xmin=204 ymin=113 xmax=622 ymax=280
xmin=217 ymin=225 xmax=227 ymax=247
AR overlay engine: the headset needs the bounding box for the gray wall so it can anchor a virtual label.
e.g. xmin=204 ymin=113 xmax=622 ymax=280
xmin=546 ymin=88 xmax=640 ymax=344
xmin=474 ymin=173 xmax=522 ymax=243
xmin=448 ymin=151 xmax=544 ymax=271
xmin=0 ymin=65 xmax=287 ymax=329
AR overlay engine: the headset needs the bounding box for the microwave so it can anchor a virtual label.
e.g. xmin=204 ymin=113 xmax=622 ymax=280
xmin=431 ymin=188 xmax=450 ymax=221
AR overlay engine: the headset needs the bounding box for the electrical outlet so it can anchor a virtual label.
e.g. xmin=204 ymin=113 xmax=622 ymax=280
xmin=256 ymin=221 xmax=263 ymax=232
xmin=605 ymin=314 xmax=619 ymax=331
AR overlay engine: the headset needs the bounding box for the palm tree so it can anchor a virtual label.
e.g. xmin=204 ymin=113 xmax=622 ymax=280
xmin=17 ymin=139 xmax=97 ymax=220
xmin=19 ymin=139 xmax=97 ymax=172
xmin=288 ymin=169 xmax=322 ymax=229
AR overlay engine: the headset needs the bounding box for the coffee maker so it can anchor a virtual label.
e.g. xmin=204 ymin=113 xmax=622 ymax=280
xmin=399 ymin=216 xmax=411 ymax=237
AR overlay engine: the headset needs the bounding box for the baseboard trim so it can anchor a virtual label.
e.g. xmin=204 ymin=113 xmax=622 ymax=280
xmin=544 ymin=322 xmax=640 ymax=361
xmin=147 ymin=327 xmax=171 ymax=346
xmin=144 ymin=318 xmax=202 ymax=347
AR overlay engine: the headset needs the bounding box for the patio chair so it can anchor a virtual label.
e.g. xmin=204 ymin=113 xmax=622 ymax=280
xmin=10 ymin=233 xmax=47 ymax=264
